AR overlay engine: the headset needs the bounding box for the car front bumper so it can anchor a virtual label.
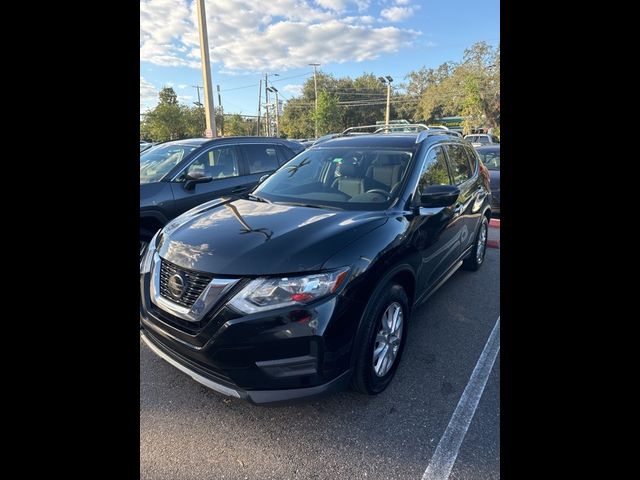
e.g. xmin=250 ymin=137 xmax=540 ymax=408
xmin=140 ymin=329 xmax=352 ymax=405
xmin=140 ymin=265 xmax=363 ymax=404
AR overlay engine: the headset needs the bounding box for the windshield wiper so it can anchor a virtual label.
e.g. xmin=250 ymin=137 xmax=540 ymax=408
xmin=242 ymin=193 xmax=269 ymax=203
xmin=274 ymin=201 xmax=343 ymax=210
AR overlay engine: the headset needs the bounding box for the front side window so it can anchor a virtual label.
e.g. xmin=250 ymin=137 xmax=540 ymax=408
xmin=417 ymin=146 xmax=451 ymax=195
xmin=240 ymin=144 xmax=280 ymax=174
xmin=180 ymin=146 xmax=240 ymax=180
xmin=140 ymin=144 xmax=198 ymax=184
xmin=446 ymin=144 xmax=473 ymax=184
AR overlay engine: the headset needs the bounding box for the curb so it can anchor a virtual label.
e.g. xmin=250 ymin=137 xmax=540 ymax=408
xmin=487 ymin=218 xmax=500 ymax=249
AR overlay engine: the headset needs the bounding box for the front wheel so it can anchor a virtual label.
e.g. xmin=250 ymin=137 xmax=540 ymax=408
xmin=462 ymin=215 xmax=489 ymax=271
xmin=351 ymin=283 xmax=410 ymax=395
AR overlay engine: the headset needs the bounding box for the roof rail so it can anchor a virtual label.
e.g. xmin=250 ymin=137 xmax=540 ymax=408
xmin=341 ymin=123 xmax=432 ymax=135
xmin=415 ymin=129 xmax=463 ymax=143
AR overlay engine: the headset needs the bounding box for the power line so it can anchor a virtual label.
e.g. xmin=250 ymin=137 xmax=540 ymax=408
xmin=219 ymin=72 xmax=312 ymax=93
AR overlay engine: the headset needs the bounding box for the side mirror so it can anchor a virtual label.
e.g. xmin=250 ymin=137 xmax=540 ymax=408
xmin=258 ymin=174 xmax=270 ymax=184
xmin=184 ymin=175 xmax=213 ymax=191
xmin=420 ymin=185 xmax=460 ymax=208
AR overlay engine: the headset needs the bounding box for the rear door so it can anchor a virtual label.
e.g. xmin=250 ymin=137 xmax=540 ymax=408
xmin=169 ymin=144 xmax=249 ymax=218
xmin=237 ymin=143 xmax=284 ymax=185
xmin=444 ymin=144 xmax=478 ymax=253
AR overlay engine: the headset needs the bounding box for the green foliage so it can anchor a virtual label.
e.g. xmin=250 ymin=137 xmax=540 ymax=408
xmin=140 ymin=87 xmax=232 ymax=141
xmin=314 ymin=91 xmax=343 ymax=136
xmin=413 ymin=42 xmax=500 ymax=133
xmin=281 ymin=98 xmax=315 ymax=138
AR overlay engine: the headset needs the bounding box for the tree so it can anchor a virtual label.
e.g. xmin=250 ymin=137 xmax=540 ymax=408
xmin=225 ymin=114 xmax=246 ymax=136
xmin=140 ymin=87 xmax=186 ymax=141
xmin=281 ymin=98 xmax=314 ymax=138
xmin=314 ymin=91 xmax=343 ymax=136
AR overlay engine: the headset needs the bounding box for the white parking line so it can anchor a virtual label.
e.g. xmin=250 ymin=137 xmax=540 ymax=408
xmin=421 ymin=316 xmax=500 ymax=480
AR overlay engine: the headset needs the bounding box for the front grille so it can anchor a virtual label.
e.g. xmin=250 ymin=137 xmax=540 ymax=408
xmin=159 ymin=259 xmax=213 ymax=308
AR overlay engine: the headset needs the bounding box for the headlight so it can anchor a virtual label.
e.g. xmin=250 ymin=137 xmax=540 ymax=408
xmin=227 ymin=267 xmax=350 ymax=314
xmin=140 ymin=230 xmax=161 ymax=274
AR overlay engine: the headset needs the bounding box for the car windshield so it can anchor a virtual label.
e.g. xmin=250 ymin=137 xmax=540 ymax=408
xmin=477 ymin=149 xmax=500 ymax=170
xmin=253 ymin=147 xmax=414 ymax=211
xmin=140 ymin=144 xmax=199 ymax=184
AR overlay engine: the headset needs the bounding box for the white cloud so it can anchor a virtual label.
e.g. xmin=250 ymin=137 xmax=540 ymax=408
xmin=315 ymin=0 xmax=348 ymax=11
xmin=283 ymin=84 xmax=303 ymax=96
xmin=343 ymin=15 xmax=375 ymax=24
xmin=140 ymin=76 xmax=157 ymax=100
xmin=140 ymin=76 xmax=158 ymax=113
xmin=140 ymin=0 xmax=421 ymax=72
xmin=395 ymin=0 xmax=411 ymax=5
xmin=178 ymin=84 xmax=189 ymax=89
xmin=380 ymin=6 xmax=417 ymax=22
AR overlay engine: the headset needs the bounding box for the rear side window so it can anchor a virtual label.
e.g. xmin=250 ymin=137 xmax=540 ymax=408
xmin=417 ymin=146 xmax=451 ymax=195
xmin=463 ymin=145 xmax=479 ymax=172
xmin=446 ymin=144 xmax=473 ymax=184
xmin=240 ymin=144 xmax=280 ymax=174
xmin=276 ymin=146 xmax=296 ymax=166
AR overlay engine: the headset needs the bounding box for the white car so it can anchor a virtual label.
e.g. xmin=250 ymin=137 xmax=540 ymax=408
xmin=464 ymin=134 xmax=500 ymax=147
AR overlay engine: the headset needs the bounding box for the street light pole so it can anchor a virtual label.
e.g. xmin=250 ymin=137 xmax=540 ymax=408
xmin=267 ymin=86 xmax=280 ymax=137
xmin=264 ymin=73 xmax=270 ymax=136
xmin=195 ymin=0 xmax=216 ymax=137
xmin=257 ymin=78 xmax=262 ymax=136
xmin=309 ymin=63 xmax=320 ymax=138
xmin=378 ymin=76 xmax=393 ymax=125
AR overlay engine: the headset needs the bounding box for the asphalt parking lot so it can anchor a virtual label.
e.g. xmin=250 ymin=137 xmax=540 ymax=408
xmin=140 ymin=247 xmax=500 ymax=480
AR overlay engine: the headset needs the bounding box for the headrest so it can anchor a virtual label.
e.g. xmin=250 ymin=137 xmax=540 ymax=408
xmin=339 ymin=163 xmax=358 ymax=177
xmin=373 ymin=154 xmax=403 ymax=166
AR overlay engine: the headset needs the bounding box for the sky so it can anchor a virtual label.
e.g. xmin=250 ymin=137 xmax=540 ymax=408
xmin=140 ymin=0 xmax=499 ymax=116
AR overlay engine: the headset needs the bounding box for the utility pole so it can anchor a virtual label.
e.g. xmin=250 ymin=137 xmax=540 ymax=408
xmin=257 ymin=78 xmax=262 ymax=136
xmin=217 ymin=84 xmax=223 ymax=136
xmin=309 ymin=63 xmax=320 ymax=138
xmin=267 ymin=86 xmax=280 ymax=137
xmin=195 ymin=0 xmax=216 ymax=137
xmin=264 ymin=73 xmax=270 ymax=136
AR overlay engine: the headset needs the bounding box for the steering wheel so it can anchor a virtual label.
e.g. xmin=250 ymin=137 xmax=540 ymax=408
xmin=365 ymin=189 xmax=391 ymax=199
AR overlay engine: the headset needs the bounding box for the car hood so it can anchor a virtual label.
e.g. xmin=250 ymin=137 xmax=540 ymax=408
xmin=157 ymin=197 xmax=388 ymax=275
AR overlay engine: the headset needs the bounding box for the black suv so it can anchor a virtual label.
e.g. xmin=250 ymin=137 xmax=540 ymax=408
xmin=140 ymin=137 xmax=304 ymax=255
xmin=140 ymin=128 xmax=491 ymax=405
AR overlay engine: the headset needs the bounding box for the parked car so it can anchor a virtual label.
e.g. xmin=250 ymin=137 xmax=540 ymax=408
xmin=140 ymin=137 xmax=304 ymax=256
xmin=140 ymin=141 xmax=156 ymax=153
xmin=475 ymin=145 xmax=500 ymax=215
xmin=140 ymin=128 xmax=492 ymax=405
xmin=464 ymin=134 xmax=500 ymax=147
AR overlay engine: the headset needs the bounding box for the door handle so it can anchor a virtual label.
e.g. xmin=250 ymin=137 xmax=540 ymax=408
xmin=231 ymin=186 xmax=247 ymax=194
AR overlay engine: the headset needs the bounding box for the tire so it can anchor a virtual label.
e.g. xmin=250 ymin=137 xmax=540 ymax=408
xmin=351 ymin=283 xmax=410 ymax=395
xmin=462 ymin=215 xmax=489 ymax=271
